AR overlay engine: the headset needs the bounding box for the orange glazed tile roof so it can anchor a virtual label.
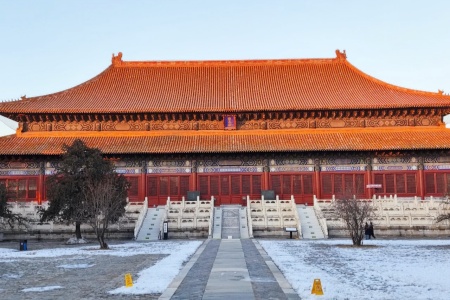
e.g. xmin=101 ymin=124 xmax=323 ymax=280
xmin=1 ymin=50 xmax=449 ymax=115
xmin=2 ymin=127 xmax=450 ymax=155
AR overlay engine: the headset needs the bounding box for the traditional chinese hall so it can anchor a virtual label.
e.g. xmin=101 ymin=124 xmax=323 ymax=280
xmin=1 ymin=50 xmax=450 ymax=209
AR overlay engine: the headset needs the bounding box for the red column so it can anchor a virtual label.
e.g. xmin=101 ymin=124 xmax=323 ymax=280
xmin=418 ymin=168 xmax=425 ymax=200
xmin=192 ymin=169 xmax=197 ymax=191
xmin=139 ymin=161 xmax=146 ymax=202
xmin=191 ymin=160 xmax=198 ymax=191
xmin=263 ymin=159 xmax=270 ymax=190
xmin=38 ymin=162 xmax=45 ymax=204
xmin=38 ymin=174 xmax=45 ymax=205
xmin=263 ymin=168 xmax=269 ymax=190
xmin=314 ymin=159 xmax=321 ymax=200
xmin=418 ymin=157 xmax=425 ymax=200
xmin=366 ymin=162 xmax=373 ymax=199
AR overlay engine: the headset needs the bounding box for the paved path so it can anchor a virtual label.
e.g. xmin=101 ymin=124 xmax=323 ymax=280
xmin=160 ymin=239 xmax=299 ymax=300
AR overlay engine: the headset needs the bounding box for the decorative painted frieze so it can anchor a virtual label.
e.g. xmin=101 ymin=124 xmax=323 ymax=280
xmin=0 ymin=170 xmax=40 ymax=176
xmin=269 ymin=166 xmax=314 ymax=172
xmin=198 ymin=166 xmax=262 ymax=173
xmin=424 ymin=165 xmax=450 ymax=170
xmin=320 ymin=165 xmax=366 ymax=172
xmin=372 ymin=165 xmax=418 ymax=171
xmin=270 ymin=158 xmax=312 ymax=166
xmin=115 ymin=168 xmax=142 ymax=174
xmin=19 ymin=112 xmax=443 ymax=133
xmin=0 ymin=162 xmax=40 ymax=169
xmin=373 ymin=157 xmax=416 ymax=164
xmin=147 ymin=167 xmax=191 ymax=174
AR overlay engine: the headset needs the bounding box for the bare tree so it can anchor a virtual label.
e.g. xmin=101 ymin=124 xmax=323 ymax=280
xmin=332 ymin=198 xmax=374 ymax=246
xmin=82 ymin=173 xmax=128 ymax=249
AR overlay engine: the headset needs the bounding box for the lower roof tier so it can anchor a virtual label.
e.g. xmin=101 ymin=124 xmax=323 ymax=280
xmin=1 ymin=127 xmax=450 ymax=155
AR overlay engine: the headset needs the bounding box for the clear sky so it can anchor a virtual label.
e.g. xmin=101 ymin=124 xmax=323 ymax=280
xmin=0 ymin=0 xmax=449 ymax=102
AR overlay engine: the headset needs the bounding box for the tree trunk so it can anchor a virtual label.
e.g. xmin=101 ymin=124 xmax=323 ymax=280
xmin=75 ymin=222 xmax=82 ymax=239
xmin=98 ymin=233 xmax=108 ymax=249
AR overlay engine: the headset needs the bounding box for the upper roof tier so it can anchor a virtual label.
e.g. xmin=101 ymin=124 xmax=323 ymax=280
xmin=1 ymin=50 xmax=449 ymax=115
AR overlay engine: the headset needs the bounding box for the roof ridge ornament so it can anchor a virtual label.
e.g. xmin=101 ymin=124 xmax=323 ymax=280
xmin=438 ymin=89 xmax=444 ymax=95
xmin=112 ymin=52 xmax=123 ymax=66
xmin=335 ymin=49 xmax=347 ymax=60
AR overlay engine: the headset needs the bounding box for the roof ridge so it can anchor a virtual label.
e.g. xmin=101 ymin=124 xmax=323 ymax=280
xmin=111 ymin=51 xmax=338 ymax=68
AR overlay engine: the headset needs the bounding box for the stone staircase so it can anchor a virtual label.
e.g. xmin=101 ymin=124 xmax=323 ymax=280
xmin=221 ymin=206 xmax=241 ymax=239
xmin=297 ymin=205 xmax=325 ymax=239
xmin=211 ymin=205 xmax=249 ymax=239
xmin=135 ymin=207 xmax=166 ymax=241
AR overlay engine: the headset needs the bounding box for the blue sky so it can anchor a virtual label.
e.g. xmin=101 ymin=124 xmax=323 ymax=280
xmin=0 ymin=0 xmax=449 ymax=101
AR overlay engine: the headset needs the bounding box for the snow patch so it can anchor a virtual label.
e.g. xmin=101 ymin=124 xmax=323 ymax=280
xmin=22 ymin=286 xmax=63 ymax=292
xmin=2 ymin=273 xmax=22 ymax=279
xmin=57 ymin=263 xmax=95 ymax=269
xmin=66 ymin=237 xmax=89 ymax=244
xmin=109 ymin=241 xmax=202 ymax=294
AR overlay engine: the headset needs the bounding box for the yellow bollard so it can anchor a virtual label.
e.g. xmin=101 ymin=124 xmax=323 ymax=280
xmin=125 ymin=273 xmax=133 ymax=288
xmin=311 ymin=278 xmax=324 ymax=295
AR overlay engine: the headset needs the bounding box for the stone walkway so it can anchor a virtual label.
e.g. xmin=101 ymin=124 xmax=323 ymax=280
xmin=160 ymin=239 xmax=299 ymax=300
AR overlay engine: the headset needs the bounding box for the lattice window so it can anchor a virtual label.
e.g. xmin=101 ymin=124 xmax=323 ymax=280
xmin=322 ymin=173 xmax=365 ymax=197
xmin=180 ymin=176 xmax=190 ymax=196
xmin=28 ymin=179 xmax=37 ymax=199
xmin=242 ymin=175 xmax=251 ymax=194
xmin=334 ymin=175 xmax=343 ymax=195
xmin=271 ymin=175 xmax=281 ymax=195
xmin=355 ymin=174 xmax=365 ymax=195
xmin=127 ymin=177 xmax=139 ymax=197
xmin=375 ymin=172 xmax=417 ymax=195
xmin=396 ymin=174 xmax=406 ymax=194
xmin=436 ymin=173 xmax=445 ymax=194
xmin=210 ymin=176 xmax=219 ymax=195
xmin=252 ymin=175 xmax=261 ymax=195
xmin=159 ymin=176 xmax=168 ymax=195
xmin=0 ymin=177 xmax=39 ymax=200
xmin=293 ymin=175 xmax=302 ymax=194
xmin=406 ymin=174 xmax=416 ymax=194
xmin=344 ymin=174 xmax=353 ymax=194
xmin=385 ymin=174 xmax=395 ymax=194
xmin=322 ymin=174 xmax=332 ymax=195
xmin=220 ymin=176 xmax=229 ymax=195
xmin=283 ymin=175 xmax=292 ymax=195
xmin=170 ymin=177 xmax=178 ymax=195
xmin=199 ymin=176 xmax=209 ymax=195
xmin=425 ymin=173 xmax=435 ymax=194
xmin=231 ymin=175 xmax=240 ymax=195
xmin=147 ymin=176 xmax=158 ymax=196
xmin=303 ymin=175 xmax=313 ymax=194
xmin=18 ymin=179 xmax=26 ymax=198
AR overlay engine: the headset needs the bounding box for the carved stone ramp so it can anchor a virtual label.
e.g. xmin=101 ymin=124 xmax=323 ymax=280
xmin=221 ymin=205 xmax=241 ymax=239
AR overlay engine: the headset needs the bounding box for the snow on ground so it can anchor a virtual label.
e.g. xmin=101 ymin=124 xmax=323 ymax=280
xmin=2 ymin=238 xmax=449 ymax=298
xmin=260 ymin=239 xmax=450 ymax=300
xmin=22 ymin=286 xmax=62 ymax=292
xmin=109 ymin=241 xmax=201 ymax=295
xmin=57 ymin=263 xmax=95 ymax=269
xmin=0 ymin=240 xmax=202 ymax=295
